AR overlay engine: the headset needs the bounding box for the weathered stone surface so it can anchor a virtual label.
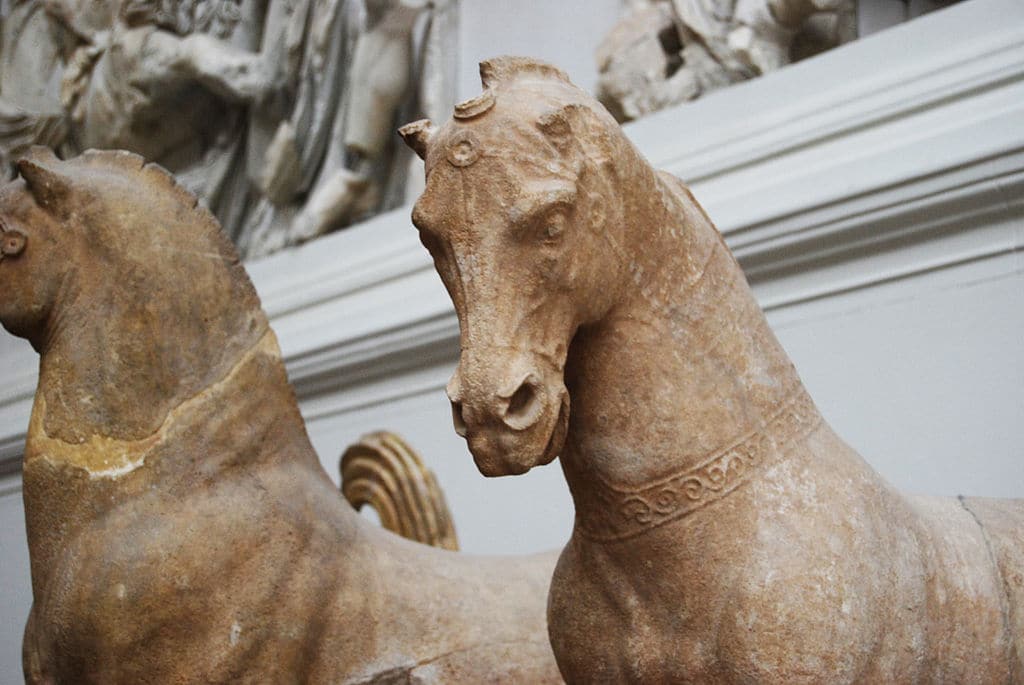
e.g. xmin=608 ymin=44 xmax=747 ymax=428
xmin=0 ymin=148 xmax=561 ymax=683
xmin=402 ymin=56 xmax=1024 ymax=683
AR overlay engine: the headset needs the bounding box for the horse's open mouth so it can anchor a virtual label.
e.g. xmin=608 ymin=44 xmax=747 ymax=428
xmin=539 ymin=391 xmax=570 ymax=466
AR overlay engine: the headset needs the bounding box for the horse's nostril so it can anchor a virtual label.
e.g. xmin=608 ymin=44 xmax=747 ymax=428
xmin=1 ymin=230 xmax=26 ymax=257
xmin=508 ymin=383 xmax=534 ymax=416
xmin=503 ymin=377 xmax=543 ymax=430
xmin=451 ymin=400 xmax=467 ymax=437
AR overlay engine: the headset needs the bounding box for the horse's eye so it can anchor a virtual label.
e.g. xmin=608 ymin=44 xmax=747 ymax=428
xmin=1 ymin=230 xmax=26 ymax=257
xmin=541 ymin=213 xmax=566 ymax=244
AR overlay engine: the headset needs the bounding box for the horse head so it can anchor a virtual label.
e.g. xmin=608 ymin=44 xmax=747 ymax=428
xmin=1 ymin=147 xmax=266 ymax=444
xmin=0 ymin=147 xmax=84 ymax=347
xmin=401 ymin=57 xmax=647 ymax=477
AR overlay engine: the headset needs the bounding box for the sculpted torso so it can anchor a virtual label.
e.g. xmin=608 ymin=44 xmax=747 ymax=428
xmin=23 ymin=341 xmax=552 ymax=682
xmin=401 ymin=57 xmax=1024 ymax=683
xmin=1 ymin=149 xmax=560 ymax=683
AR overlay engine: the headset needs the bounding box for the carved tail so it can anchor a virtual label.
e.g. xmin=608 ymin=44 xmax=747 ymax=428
xmin=340 ymin=432 xmax=459 ymax=551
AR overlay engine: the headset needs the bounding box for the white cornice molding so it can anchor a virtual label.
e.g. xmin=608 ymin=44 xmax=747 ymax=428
xmin=2 ymin=0 xmax=1022 ymax=471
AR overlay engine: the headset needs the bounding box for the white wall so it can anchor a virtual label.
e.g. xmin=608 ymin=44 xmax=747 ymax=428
xmin=0 ymin=489 xmax=30 ymax=683
xmin=770 ymin=259 xmax=1024 ymax=498
xmin=457 ymin=0 xmax=622 ymax=100
xmin=1 ymin=0 xmax=1022 ymax=679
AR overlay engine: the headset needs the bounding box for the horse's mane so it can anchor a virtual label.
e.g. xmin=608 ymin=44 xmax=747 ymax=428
xmin=76 ymin=148 xmax=200 ymax=207
xmin=65 ymin=148 xmax=247 ymax=272
xmin=21 ymin=146 xmax=266 ymax=346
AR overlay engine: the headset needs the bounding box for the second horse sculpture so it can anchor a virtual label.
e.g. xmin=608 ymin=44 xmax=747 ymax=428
xmin=0 ymin=148 xmax=560 ymax=683
xmin=401 ymin=57 xmax=1024 ymax=683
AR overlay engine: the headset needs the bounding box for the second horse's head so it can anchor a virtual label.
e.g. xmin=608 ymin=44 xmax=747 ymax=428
xmin=0 ymin=148 xmax=83 ymax=348
xmin=401 ymin=57 xmax=645 ymax=477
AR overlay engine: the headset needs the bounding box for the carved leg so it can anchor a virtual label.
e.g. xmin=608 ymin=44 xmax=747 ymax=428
xmin=257 ymin=122 xmax=303 ymax=205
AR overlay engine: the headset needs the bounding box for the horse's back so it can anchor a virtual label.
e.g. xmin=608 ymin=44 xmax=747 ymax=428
xmin=359 ymin=529 xmax=563 ymax=683
xmin=899 ymin=494 xmax=1019 ymax=683
xmin=961 ymin=496 xmax=1024 ymax=682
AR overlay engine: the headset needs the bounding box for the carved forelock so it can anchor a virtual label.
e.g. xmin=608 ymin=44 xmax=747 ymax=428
xmin=401 ymin=56 xmax=625 ymax=179
xmin=400 ymin=58 xmax=581 ymax=165
xmin=478 ymin=56 xmax=572 ymax=90
xmin=473 ymin=59 xmax=614 ymax=163
xmin=536 ymin=105 xmax=580 ymax=151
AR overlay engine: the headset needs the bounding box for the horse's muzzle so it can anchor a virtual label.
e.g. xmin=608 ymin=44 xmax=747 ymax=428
xmin=448 ymin=357 xmax=570 ymax=477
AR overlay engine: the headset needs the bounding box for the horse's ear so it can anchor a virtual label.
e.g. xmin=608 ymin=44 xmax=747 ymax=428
xmin=399 ymin=119 xmax=435 ymax=161
xmin=537 ymin=104 xmax=584 ymax=153
xmin=17 ymin=148 xmax=73 ymax=215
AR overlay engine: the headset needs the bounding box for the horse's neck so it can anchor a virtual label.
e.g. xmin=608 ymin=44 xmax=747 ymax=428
xmin=561 ymin=176 xmax=820 ymax=542
xmin=32 ymin=272 xmax=268 ymax=444
xmin=28 ymin=316 xmax=276 ymax=471
xmin=23 ymin=323 xmax=333 ymax=593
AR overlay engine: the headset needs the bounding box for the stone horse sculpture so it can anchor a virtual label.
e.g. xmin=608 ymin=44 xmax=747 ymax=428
xmin=0 ymin=148 xmax=561 ymax=683
xmin=401 ymin=56 xmax=1024 ymax=683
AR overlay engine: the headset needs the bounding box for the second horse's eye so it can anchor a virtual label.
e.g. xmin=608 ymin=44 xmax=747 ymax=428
xmin=541 ymin=213 xmax=566 ymax=243
xmin=1 ymin=230 xmax=26 ymax=257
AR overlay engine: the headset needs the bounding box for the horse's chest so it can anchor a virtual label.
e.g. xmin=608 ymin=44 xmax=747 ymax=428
xmin=548 ymin=548 xmax=715 ymax=682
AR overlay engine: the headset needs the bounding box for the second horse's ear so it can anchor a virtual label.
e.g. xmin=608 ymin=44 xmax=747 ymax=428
xmin=537 ymin=103 xmax=584 ymax=154
xmin=17 ymin=148 xmax=73 ymax=217
xmin=399 ymin=119 xmax=435 ymax=161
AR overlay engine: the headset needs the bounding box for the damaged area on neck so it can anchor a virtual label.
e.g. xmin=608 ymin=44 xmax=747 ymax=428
xmin=24 ymin=329 xmax=281 ymax=479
